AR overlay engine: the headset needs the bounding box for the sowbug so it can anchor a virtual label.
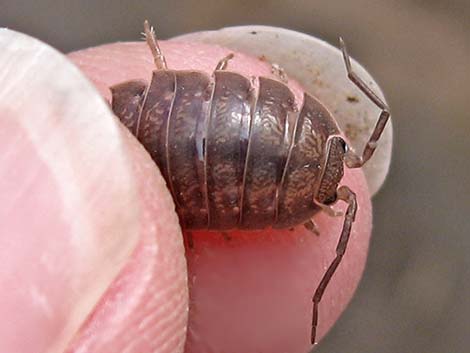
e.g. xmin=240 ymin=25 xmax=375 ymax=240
xmin=110 ymin=21 xmax=390 ymax=345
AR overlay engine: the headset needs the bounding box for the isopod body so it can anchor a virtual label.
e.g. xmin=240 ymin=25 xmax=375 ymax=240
xmin=112 ymin=66 xmax=347 ymax=231
xmin=110 ymin=21 xmax=390 ymax=345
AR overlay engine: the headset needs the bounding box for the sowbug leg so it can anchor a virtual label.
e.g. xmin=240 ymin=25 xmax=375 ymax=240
xmin=215 ymin=53 xmax=234 ymax=71
xmin=311 ymin=185 xmax=357 ymax=345
xmin=143 ymin=20 xmax=168 ymax=70
xmin=304 ymin=219 xmax=320 ymax=236
xmin=339 ymin=38 xmax=390 ymax=168
xmin=314 ymin=199 xmax=343 ymax=218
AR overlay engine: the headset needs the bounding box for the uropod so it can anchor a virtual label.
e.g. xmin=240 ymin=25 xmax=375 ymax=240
xmin=110 ymin=21 xmax=391 ymax=345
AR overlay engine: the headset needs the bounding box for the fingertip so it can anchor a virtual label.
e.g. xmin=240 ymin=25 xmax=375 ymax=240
xmin=66 ymin=130 xmax=188 ymax=353
xmin=0 ymin=31 xmax=161 ymax=353
xmin=184 ymin=168 xmax=371 ymax=353
xmin=69 ymin=40 xmax=372 ymax=353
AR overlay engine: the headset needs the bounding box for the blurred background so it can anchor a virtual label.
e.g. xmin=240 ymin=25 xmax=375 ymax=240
xmin=2 ymin=1 xmax=468 ymax=352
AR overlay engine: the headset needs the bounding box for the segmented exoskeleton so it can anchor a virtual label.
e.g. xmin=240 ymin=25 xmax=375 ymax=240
xmin=110 ymin=21 xmax=390 ymax=345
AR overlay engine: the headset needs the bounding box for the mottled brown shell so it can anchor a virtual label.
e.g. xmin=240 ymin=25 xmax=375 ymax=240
xmin=111 ymin=69 xmax=345 ymax=230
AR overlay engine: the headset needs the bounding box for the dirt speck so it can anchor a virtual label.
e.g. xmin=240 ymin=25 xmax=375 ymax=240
xmin=343 ymin=113 xmax=371 ymax=142
xmin=347 ymin=95 xmax=360 ymax=103
xmin=344 ymin=122 xmax=363 ymax=140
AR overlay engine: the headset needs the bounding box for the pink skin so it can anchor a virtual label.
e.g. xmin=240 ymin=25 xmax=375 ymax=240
xmin=0 ymin=40 xmax=371 ymax=353
xmin=0 ymin=116 xmax=73 ymax=352
xmin=63 ymin=127 xmax=188 ymax=353
xmin=0 ymin=92 xmax=186 ymax=352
